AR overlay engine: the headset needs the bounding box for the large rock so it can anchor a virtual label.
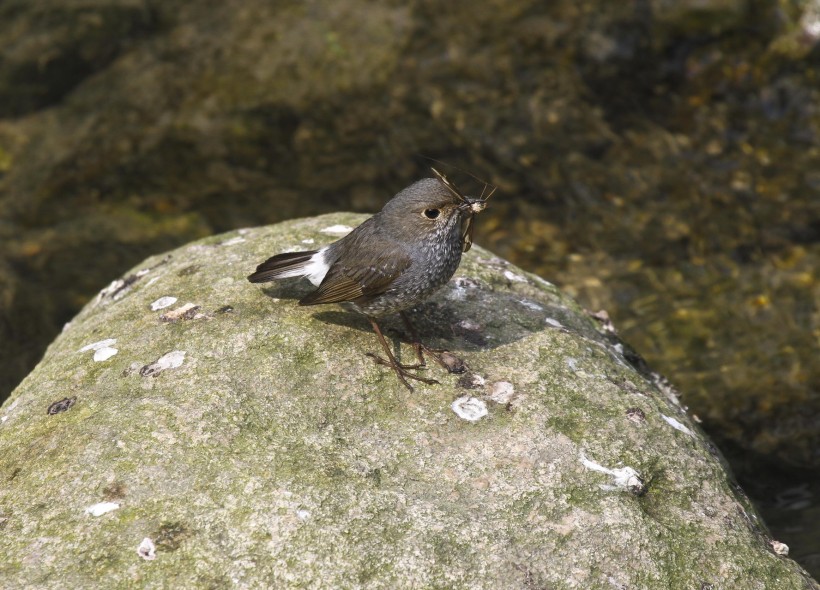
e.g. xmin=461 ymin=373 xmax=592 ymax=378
xmin=0 ymin=214 xmax=815 ymax=589
xmin=3 ymin=0 xmax=819 ymax=482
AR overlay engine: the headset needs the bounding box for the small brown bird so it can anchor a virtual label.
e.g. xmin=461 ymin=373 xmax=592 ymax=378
xmin=248 ymin=169 xmax=493 ymax=390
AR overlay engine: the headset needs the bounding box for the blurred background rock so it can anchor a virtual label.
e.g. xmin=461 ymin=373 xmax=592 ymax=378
xmin=0 ymin=0 xmax=817 ymax=577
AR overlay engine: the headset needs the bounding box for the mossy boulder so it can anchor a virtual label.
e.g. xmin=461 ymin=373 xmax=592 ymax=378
xmin=0 ymin=214 xmax=815 ymax=589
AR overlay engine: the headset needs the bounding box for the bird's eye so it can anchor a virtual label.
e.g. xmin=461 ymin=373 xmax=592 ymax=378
xmin=423 ymin=208 xmax=440 ymax=219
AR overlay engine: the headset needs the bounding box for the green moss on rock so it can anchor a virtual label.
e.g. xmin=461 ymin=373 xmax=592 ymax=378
xmin=0 ymin=214 xmax=816 ymax=589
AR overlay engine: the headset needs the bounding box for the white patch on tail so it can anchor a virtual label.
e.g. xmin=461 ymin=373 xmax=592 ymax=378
xmin=274 ymin=247 xmax=330 ymax=286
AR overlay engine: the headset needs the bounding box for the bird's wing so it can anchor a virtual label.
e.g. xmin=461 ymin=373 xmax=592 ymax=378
xmin=299 ymin=246 xmax=411 ymax=306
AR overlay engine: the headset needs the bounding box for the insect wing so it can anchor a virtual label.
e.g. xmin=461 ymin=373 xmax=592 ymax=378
xmin=431 ymin=167 xmax=468 ymax=203
xmin=461 ymin=215 xmax=474 ymax=252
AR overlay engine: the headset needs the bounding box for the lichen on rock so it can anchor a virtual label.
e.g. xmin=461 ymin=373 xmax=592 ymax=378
xmin=0 ymin=214 xmax=816 ymax=589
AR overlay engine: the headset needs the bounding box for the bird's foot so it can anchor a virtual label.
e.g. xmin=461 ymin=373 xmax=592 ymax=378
xmin=366 ymin=352 xmax=440 ymax=391
xmin=411 ymin=343 xmax=468 ymax=374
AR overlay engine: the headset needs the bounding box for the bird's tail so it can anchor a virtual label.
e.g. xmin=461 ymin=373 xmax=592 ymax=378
xmin=247 ymin=250 xmax=318 ymax=283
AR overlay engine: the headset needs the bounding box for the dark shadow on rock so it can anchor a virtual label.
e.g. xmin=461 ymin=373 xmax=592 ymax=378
xmin=311 ymin=310 xmax=373 ymax=334
xmin=307 ymin=277 xmax=597 ymax=353
xmin=309 ymin=311 xmax=418 ymax=366
xmin=257 ymin=278 xmax=316 ymax=302
xmin=255 ymin=274 xmax=607 ymax=356
xmin=311 ymin=306 xmax=487 ymax=359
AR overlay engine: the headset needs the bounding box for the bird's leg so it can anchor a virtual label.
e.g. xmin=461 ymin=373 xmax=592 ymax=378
xmin=399 ymin=312 xmax=443 ymax=368
xmin=400 ymin=312 xmax=468 ymax=374
xmin=366 ymin=318 xmax=439 ymax=391
xmin=370 ymin=318 xmax=426 ymax=371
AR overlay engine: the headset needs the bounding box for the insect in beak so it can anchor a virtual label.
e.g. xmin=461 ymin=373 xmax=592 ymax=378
xmin=430 ymin=166 xmax=496 ymax=253
xmin=469 ymin=199 xmax=487 ymax=213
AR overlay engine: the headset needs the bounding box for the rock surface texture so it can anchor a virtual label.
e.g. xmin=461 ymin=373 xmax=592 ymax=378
xmin=0 ymin=214 xmax=816 ymax=590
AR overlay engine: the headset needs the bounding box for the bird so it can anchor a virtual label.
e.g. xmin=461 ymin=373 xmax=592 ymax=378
xmin=248 ymin=168 xmax=493 ymax=390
